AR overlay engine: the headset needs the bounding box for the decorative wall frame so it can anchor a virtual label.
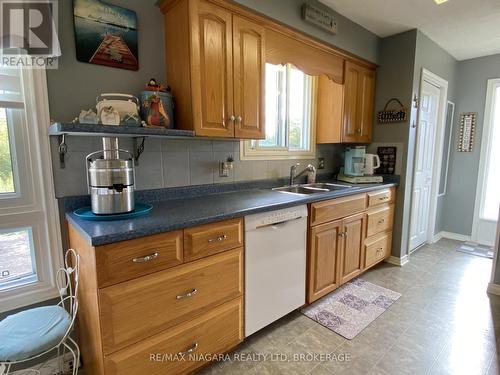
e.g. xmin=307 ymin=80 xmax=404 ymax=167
xmin=377 ymin=98 xmax=407 ymax=123
xmin=73 ymin=0 xmax=139 ymax=71
xmin=457 ymin=112 xmax=476 ymax=152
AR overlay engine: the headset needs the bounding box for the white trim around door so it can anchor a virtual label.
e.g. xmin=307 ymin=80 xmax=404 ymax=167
xmin=471 ymin=78 xmax=500 ymax=247
xmin=409 ymin=68 xmax=449 ymax=253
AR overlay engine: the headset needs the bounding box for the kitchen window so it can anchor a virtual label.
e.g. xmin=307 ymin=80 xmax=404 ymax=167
xmin=241 ymin=63 xmax=316 ymax=160
xmin=0 ymin=67 xmax=63 ymax=312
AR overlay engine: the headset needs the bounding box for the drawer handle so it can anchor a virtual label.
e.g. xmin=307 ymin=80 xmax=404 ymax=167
xmin=132 ymin=252 xmax=158 ymax=264
xmin=378 ymin=196 xmax=389 ymax=201
xmin=176 ymin=288 xmax=198 ymax=300
xmin=208 ymin=234 xmax=227 ymax=243
xmin=378 ymin=219 xmax=385 ymax=224
xmin=338 ymin=231 xmax=347 ymax=238
xmin=178 ymin=342 xmax=199 ymax=356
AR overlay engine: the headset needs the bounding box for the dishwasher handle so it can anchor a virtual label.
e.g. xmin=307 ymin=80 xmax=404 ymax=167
xmin=254 ymin=216 xmax=304 ymax=230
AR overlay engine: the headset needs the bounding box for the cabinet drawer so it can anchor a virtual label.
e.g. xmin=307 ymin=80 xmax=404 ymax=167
xmin=365 ymin=232 xmax=392 ymax=268
xmin=99 ymin=248 xmax=243 ymax=354
xmin=104 ymin=297 xmax=243 ymax=375
xmin=309 ymin=194 xmax=366 ymax=226
xmin=366 ymin=205 xmax=394 ymax=237
xmin=367 ymin=188 xmax=394 ymax=208
xmin=96 ymin=231 xmax=183 ymax=288
xmin=184 ymin=218 xmax=243 ymax=261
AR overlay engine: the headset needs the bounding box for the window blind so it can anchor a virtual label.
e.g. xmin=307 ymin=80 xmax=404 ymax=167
xmin=0 ymin=67 xmax=24 ymax=109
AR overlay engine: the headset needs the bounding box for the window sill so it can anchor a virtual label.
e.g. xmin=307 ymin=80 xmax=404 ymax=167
xmin=240 ymin=142 xmax=316 ymax=161
xmin=0 ymin=281 xmax=60 ymax=313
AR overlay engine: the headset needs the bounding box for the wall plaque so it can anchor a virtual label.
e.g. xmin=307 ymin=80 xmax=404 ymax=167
xmin=301 ymin=3 xmax=337 ymax=34
xmin=457 ymin=112 xmax=476 ymax=152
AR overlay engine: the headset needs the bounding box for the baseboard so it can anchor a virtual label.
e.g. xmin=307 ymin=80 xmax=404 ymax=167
xmin=435 ymin=231 xmax=471 ymax=242
xmin=487 ymin=282 xmax=500 ymax=296
xmin=385 ymin=255 xmax=409 ymax=266
xmin=432 ymin=232 xmax=443 ymax=243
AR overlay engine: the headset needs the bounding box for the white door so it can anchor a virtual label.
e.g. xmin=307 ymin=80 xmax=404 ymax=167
xmin=410 ymin=80 xmax=441 ymax=251
xmin=472 ymin=79 xmax=500 ymax=246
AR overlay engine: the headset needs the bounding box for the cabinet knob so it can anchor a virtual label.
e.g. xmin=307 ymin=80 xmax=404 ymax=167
xmin=236 ymin=116 xmax=242 ymax=123
xmin=378 ymin=219 xmax=385 ymax=224
xmin=356 ymin=128 xmax=362 ymax=134
xmin=230 ymin=115 xmax=235 ymax=122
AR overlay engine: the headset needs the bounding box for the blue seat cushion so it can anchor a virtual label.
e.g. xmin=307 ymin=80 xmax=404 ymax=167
xmin=0 ymin=305 xmax=72 ymax=362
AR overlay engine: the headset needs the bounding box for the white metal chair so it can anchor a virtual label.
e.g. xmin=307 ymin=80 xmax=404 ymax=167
xmin=0 ymin=249 xmax=80 ymax=375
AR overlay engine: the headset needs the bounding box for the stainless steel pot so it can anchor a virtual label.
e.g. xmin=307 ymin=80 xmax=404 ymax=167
xmin=87 ymin=138 xmax=135 ymax=214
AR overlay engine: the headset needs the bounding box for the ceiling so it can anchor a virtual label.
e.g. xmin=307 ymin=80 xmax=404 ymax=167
xmin=319 ymin=0 xmax=500 ymax=60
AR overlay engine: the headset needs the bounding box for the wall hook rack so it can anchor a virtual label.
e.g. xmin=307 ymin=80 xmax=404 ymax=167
xmin=133 ymin=137 xmax=146 ymax=166
xmin=58 ymin=134 xmax=68 ymax=168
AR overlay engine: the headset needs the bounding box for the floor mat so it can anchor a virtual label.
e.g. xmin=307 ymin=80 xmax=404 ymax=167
xmin=456 ymin=242 xmax=494 ymax=259
xmin=300 ymin=278 xmax=401 ymax=340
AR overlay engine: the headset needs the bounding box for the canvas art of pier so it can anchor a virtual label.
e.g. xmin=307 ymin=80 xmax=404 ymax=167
xmin=73 ymin=0 xmax=139 ymax=71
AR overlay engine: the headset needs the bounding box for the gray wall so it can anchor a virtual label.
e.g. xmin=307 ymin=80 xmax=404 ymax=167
xmin=47 ymin=0 xmax=379 ymax=197
xmin=372 ymin=30 xmax=417 ymax=258
xmin=411 ymin=31 xmax=458 ymax=239
xmin=51 ymin=137 xmax=340 ymax=197
xmin=47 ymin=0 xmax=166 ymax=123
xmin=442 ymin=54 xmax=500 ymax=235
xmin=373 ymin=30 xmax=460 ymax=258
xmin=47 ymin=0 xmax=379 ymax=122
xmin=234 ymin=0 xmax=379 ymax=63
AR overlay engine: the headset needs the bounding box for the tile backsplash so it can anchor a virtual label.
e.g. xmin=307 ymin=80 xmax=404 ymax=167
xmin=50 ymin=137 xmax=343 ymax=197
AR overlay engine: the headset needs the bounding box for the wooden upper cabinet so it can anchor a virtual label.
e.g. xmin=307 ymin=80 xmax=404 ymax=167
xmin=342 ymin=61 xmax=375 ymax=143
xmin=316 ymin=75 xmax=343 ymax=144
xmin=191 ymin=1 xmax=234 ymax=137
xmin=162 ymin=0 xmax=265 ymax=139
xmin=233 ymin=16 xmax=265 ymax=139
xmin=307 ymin=220 xmax=342 ymax=303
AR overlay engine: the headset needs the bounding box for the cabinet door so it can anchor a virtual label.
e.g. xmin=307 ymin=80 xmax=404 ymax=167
xmin=358 ymin=68 xmax=375 ymax=142
xmin=339 ymin=213 xmax=366 ymax=284
xmin=233 ymin=16 xmax=265 ymax=139
xmin=191 ymin=1 xmax=234 ymax=137
xmin=307 ymin=220 xmax=342 ymax=303
xmin=342 ymin=61 xmax=375 ymax=143
xmin=316 ymin=75 xmax=343 ymax=144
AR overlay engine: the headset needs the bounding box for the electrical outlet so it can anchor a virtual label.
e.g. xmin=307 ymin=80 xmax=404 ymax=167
xmin=317 ymin=158 xmax=325 ymax=169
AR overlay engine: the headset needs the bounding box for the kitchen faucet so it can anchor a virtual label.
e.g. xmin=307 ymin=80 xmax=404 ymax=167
xmin=289 ymin=163 xmax=316 ymax=185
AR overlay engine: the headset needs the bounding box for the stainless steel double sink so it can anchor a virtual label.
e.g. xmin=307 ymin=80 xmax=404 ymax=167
xmin=272 ymin=183 xmax=357 ymax=195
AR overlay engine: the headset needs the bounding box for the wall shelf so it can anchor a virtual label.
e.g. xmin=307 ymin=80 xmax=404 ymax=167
xmin=49 ymin=123 xmax=195 ymax=168
xmin=48 ymin=122 xmax=195 ymax=138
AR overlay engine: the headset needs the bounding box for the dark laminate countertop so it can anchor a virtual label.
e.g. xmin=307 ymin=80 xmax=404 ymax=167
xmin=66 ymin=181 xmax=396 ymax=246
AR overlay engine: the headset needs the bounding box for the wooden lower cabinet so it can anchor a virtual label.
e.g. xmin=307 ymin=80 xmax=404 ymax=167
xmin=307 ymin=188 xmax=395 ymax=303
xmin=339 ymin=213 xmax=366 ymax=285
xmin=69 ymin=218 xmax=244 ymax=375
xmin=99 ymin=248 xmax=243 ymax=354
xmin=104 ymin=297 xmax=243 ymax=375
xmin=307 ymin=219 xmax=343 ymax=302
xmin=365 ymin=232 xmax=392 ymax=269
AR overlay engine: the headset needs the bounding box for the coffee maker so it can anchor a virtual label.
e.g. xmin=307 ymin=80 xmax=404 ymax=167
xmin=86 ymin=137 xmax=135 ymax=214
xmin=338 ymin=146 xmax=383 ymax=184
xmin=343 ymin=146 xmax=366 ymax=176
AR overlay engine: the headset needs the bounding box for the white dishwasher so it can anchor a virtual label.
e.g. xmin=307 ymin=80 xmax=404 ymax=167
xmin=245 ymin=205 xmax=308 ymax=337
